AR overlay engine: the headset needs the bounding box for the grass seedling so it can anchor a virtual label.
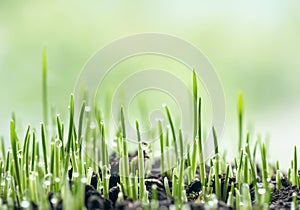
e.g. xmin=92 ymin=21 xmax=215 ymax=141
xmin=260 ymin=143 xmax=268 ymax=189
xmin=158 ymin=120 xmax=165 ymax=175
xmin=77 ymin=101 xmax=86 ymax=155
xmin=245 ymin=133 xmax=257 ymax=185
xmin=10 ymin=120 xmax=22 ymax=197
xmin=100 ymin=121 xmax=109 ymax=198
xmin=178 ymin=129 xmax=185 ymax=200
xmin=236 ymin=149 xmax=244 ymax=188
xmin=191 ymin=71 xmax=199 ymax=180
xmin=1 ymin=136 xmax=5 ymax=163
xmin=197 ymin=97 xmax=206 ymax=188
xmin=136 ymin=120 xmax=146 ymax=201
xmin=243 ymin=153 xmax=249 ymax=184
xmin=238 ymin=92 xmax=243 ymax=154
xmin=164 ymin=105 xmax=178 ymax=162
xmin=41 ymin=123 xmax=48 ymax=174
xmin=241 ymin=184 xmax=252 ymax=210
xmin=260 ymin=142 xmax=271 ymax=205
xmin=192 ymin=70 xmax=198 ymax=139
xmin=31 ymin=130 xmax=36 ymax=171
xmin=275 ymin=161 xmax=282 ymax=190
xmin=291 ymin=192 xmax=298 ymax=210
xmin=227 ymin=183 xmax=235 ymax=207
xmin=22 ymin=126 xmax=31 ymax=186
xmin=163 ymin=177 xmax=171 ymax=198
xmin=120 ymin=107 xmax=130 ymax=196
xmin=235 ymin=187 xmax=241 ymax=210
xmin=64 ymin=94 xmax=74 ymax=175
xmin=42 ymin=47 xmax=48 ymax=126
xmin=206 ymin=164 xmax=214 ymax=195
xmin=2 ymin=59 xmax=300 ymax=209
xmin=151 ymin=184 xmax=159 ymax=210
xmin=212 ymin=127 xmax=221 ymax=199
xmin=293 ymin=146 xmax=299 ymax=187
xmin=222 ymin=164 xmax=230 ymax=201
xmin=56 ymin=115 xmax=64 ymax=158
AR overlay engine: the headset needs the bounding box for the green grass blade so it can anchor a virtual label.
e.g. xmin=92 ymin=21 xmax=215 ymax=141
xmin=158 ymin=120 xmax=165 ymax=175
xmin=136 ymin=120 xmax=145 ymax=201
xmin=238 ymin=92 xmax=243 ymax=154
xmin=164 ymin=105 xmax=178 ymax=162
xmin=193 ymin=69 xmax=198 ymax=139
xmin=41 ymin=123 xmax=48 ymax=174
xmin=10 ymin=120 xmax=22 ymax=196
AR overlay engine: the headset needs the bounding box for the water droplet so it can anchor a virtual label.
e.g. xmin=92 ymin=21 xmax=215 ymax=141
xmin=81 ymin=177 xmax=87 ymax=184
xmin=6 ymin=176 xmax=12 ymax=181
xmin=90 ymin=122 xmax=96 ymax=129
xmin=29 ymin=171 xmax=37 ymax=180
xmin=162 ymin=103 xmax=167 ymax=108
xmin=55 ymin=178 xmax=60 ymax=183
xmin=85 ymin=106 xmax=91 ymax=112
xmin=44 ymin=180 xmax=51 ymax=186
xmin=73 ymin=172 xmax=79 ymax=178
xmin=21 ymin=200 xmax=30 ymax=208
xmin=1 ymin=181 xmax=5 ymax=187
xmin=258 ymin=188 xmax=266 ymax=195
xmin=50 ymin=197 xmax=58 ymax=205
xmin=44 ymin=174 xmax=53 ymax=187
xmin=38 ymin=161 xmax=44 ymax=167
xmin=55 ymin=139 xmax=62 ymax=148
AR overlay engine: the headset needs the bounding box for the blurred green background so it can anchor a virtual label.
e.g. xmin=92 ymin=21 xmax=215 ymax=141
xmin=0 ymin=1 xmax=299 ymax=167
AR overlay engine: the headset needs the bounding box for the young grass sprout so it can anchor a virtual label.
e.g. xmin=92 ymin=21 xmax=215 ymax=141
xmin=0 ymin=60 xmax=299 ymax=210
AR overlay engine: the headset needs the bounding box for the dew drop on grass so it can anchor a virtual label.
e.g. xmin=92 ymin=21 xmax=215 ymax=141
xmin=21 ymin=200 xmax=30 ymax=208
xmin=90 ymin=122 xmax=96 ymax=129
xmin=44 ymin=180 xmax=51 ymax=187
xmin=258 ymin=188 xmax=266 ymax=195
xmin=81 ymin=177 xmax=87 ymax=184
xmin=50 ymin=197 xmax=58 ymax=205
xmin=6 ymin=176 xmax=12 ymax=181
xmin=85 ymin=106 xmax=91 ymax=112
xmin=29 ymin=172 xmax=37 ymax=181
xmin=1 ymin=181 xmax=5 ymax=187
xmin=73 ymin=172 xmax=79 ymax=178
xmin=38 ymin=161 xmax=44 ymax=168
xmin=55 ymin=177 xmax=60 ymax=183
xmin=44 ymin=173 xmax=53 ymax=187
xmin=55 ymin=139 xmax=62 ymax=148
